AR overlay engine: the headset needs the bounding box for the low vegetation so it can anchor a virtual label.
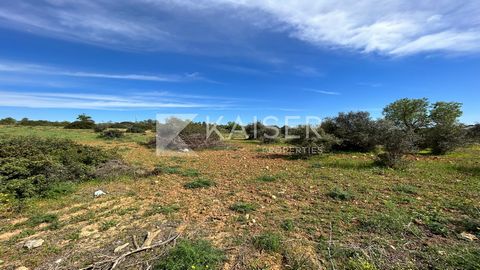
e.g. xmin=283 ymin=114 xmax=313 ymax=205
xmin=0 ymin=136 xmax=119 ymax=201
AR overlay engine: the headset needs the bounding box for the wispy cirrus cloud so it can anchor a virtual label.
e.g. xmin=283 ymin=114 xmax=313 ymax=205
xmin=0 ymin=60 xmax=209 ymax=82
xmin=0 ymin=1 xmax=479 ymax=56
xmin=0 ymin=90 xmax=230 ymax=110
xmin=304 ymin=88 xmax=340 ymax=95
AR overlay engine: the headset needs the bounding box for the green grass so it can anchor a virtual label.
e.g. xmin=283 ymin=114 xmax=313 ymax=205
xmin=26 ymin=213 xmax=59 ymax=227
xmin=256 ymin=175 xmax=277 ymax=182
xmin=281 ymin=219 xmax=295 ymax=231
xmin=99 ymin=220 xmax=118 ymax=231
xmin=184 ymin=178 xmax=214 ymax=189
xmin=229 ymin=202 xmax=257 ymax=213
xmin=0 ymin=125 xmax=150 ymax=143
xmin=326 ymin=187 xmax=354 ymax=201
xmin=144 ymin=204 xmax=181 ymax=216
xmin=154 ymin=239 xmax=225 ymax=270
xmin=181 ymin=168 xmax=201 ymax=177
xmin=392 ymin=184 xmax=418 ymax=195
xmin=252 ymin=232 xmax=282 ymax=253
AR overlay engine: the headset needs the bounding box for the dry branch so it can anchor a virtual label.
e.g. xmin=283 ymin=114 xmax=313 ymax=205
xmin=80 ymin=233 xmax=180 ymax=270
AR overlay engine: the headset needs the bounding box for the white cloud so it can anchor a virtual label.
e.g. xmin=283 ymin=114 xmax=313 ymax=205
xmin=304 ymin=88 xmax=340 ymax=95
xmin=0 ymin=90 xmax=228 ymax=110
xmin=0 ymin=61 xmax=204 ymax=82
xmin=0 ymin=1 xmax=479 ymax=56
xmin=220 ymin=0 xmax=480 ymax=55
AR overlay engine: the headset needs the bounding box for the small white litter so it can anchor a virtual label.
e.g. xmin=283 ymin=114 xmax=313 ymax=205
xmin=94 ymin=190 xmax=107 ymax=197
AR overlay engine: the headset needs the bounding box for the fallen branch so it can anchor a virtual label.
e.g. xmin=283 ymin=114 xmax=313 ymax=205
xmin=80 ymin=233 xmax=180 ymax=270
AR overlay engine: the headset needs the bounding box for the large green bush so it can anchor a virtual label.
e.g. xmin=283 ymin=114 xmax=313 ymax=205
xmin=321 ymin=111 xmax=379 ymax=152
xmin=0 ymin=136 xmax=118 ymax=199
xmin=288 ymin=125 xmax=339 ymax=158
xmin=64 ymin=114 xmax=95 ymax=129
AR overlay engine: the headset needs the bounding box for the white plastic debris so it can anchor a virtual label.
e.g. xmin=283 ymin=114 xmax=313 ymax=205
xmin=180 ymin=148 xmax=190 ymax=152
xmin=94 ymin=190 xmax=107 ymax=197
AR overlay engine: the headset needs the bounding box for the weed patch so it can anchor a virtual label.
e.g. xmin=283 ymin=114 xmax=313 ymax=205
xmin=253 ymin=232 xmax=282 ymax=253
xmin=256 ymin=175 xmax=277 ymax=182
xmin=230 ymin=202 xmax=257 ymax=213
xmin=99 ymin=220 xmax=118 ymax=231
xmin=154 ymin=239 xmax=224 ymax=270
xmin=184 ymin=178 xmax=214 ymax=189
xmin=327 ymin=187 xmax=353 ymax=201
xmin=144 ymin=204 xmax=180 ymax=216
xmin=392 ymin=184 xmax=417 ymax=195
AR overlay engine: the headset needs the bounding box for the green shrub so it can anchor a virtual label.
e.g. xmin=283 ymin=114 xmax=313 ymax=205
xmin=288 ymin=125 xmax=339 ymax=159
xmin=327 ymin=187 xmax=353 ymax=201
xmin=27 ymin=213 xmax=59 ymax=227
xmin=93 ymin=124 xmax=109 ymax=133
xmin=65 ymin=114 xmax=95 ymax=129
xmin=0 ymin=136 xmax=118 ymax=199
xmin=252 ymin=232 xmax=282 ymax=252
xmin=321 ymin=111 xmax=379 ymax=152
xmin=181 ymin=168 xmax=200 ymax=177
xmin=281 ymin=219 xmax=295 ymax=231
xmin=392 ymin=184 xmax=417 ymax=195
xmin=346 ymin=257 xmax=378 ymax=270
xmin=244 ymin=122 xmax=282 ymax=143
xmin=152 ymin=164 xmax=181 ymax=175
xmin=144 ymin=204 xmax=180 ymax=216
xmin=126 ymin=125 xmax=146 ymax=133
xmin=99 ymin=129 xmax=125 ymax=139
xmin=184 ymin=178 xmax=214 ymax=189
xmin=99 ymin=220 xmax=118 ymax=231
xmin=64 ymin=121 xmax=95 ymax=129
xmin=375 ymin=121 xmax=416 ymax=168
xmin=0 ymin=117 xmax=16 ymax=125
xmin=229 ymin=202 xmax=257 ymax=213
xmin=256 ymin=175 xmax=276 ymax=182
xmin=154 ymin=239 xmax=225 ymax=270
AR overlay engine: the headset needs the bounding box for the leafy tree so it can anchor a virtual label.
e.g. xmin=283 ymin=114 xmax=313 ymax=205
xmin=467 ymin=124 xmax=480 ymax=141
xmin=77 ymin=114 xmax=93 ymax=123
xmin=383 ymin=98 xmax=430 ymax=132
xmin=375 ymin=120 xmax=417 ymax=168
xmin=427 ymin=102 xmax=465 ymax=154
xmin=0 ymin=117 xmax=16 ymax=125
xmin=65 ymin=114 xmax=95 ymax=129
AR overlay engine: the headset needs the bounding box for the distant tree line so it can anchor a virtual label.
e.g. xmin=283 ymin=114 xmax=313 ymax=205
xmin=240 ymin=98 xmax=480 ymax=167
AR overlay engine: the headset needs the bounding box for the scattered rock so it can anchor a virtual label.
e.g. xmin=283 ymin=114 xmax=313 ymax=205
xmin=460 ymin=232 xmax=478 ymax=241
xmin=24 ymin=239 xmax=44 ymax=249
xmin=114 ymin=243 xmax=130 ymax=253
xmin=55 ymin=259 xmax=63 ymax=264
xmin=271 ymin=195 xmax=277 ymax=199
xmin=16 ymin=267 xmax=29 ymax=270
xmin=245 ymin=214 xmax=250 ymax=220
xmin=94 ymin=190 xmax=107 ymax=197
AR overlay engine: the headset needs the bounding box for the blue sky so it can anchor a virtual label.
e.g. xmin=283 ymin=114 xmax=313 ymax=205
xmin=0 ymin=0 xmax=479 ymax=124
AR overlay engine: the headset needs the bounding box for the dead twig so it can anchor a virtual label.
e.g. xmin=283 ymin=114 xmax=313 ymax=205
xmin=80 ymin=233 xmax=180 ymax=270
xmin=327 ymin=222 xmax=337 ymax=270
xmin=109 ymin=234 xmax=179 ymax=269
xmin=132 ymin=235 xmax=140 ymax=249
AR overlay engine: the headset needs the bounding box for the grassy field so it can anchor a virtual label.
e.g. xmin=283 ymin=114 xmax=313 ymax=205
xmin=0 ymin=126 xmax=479 ymax=269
